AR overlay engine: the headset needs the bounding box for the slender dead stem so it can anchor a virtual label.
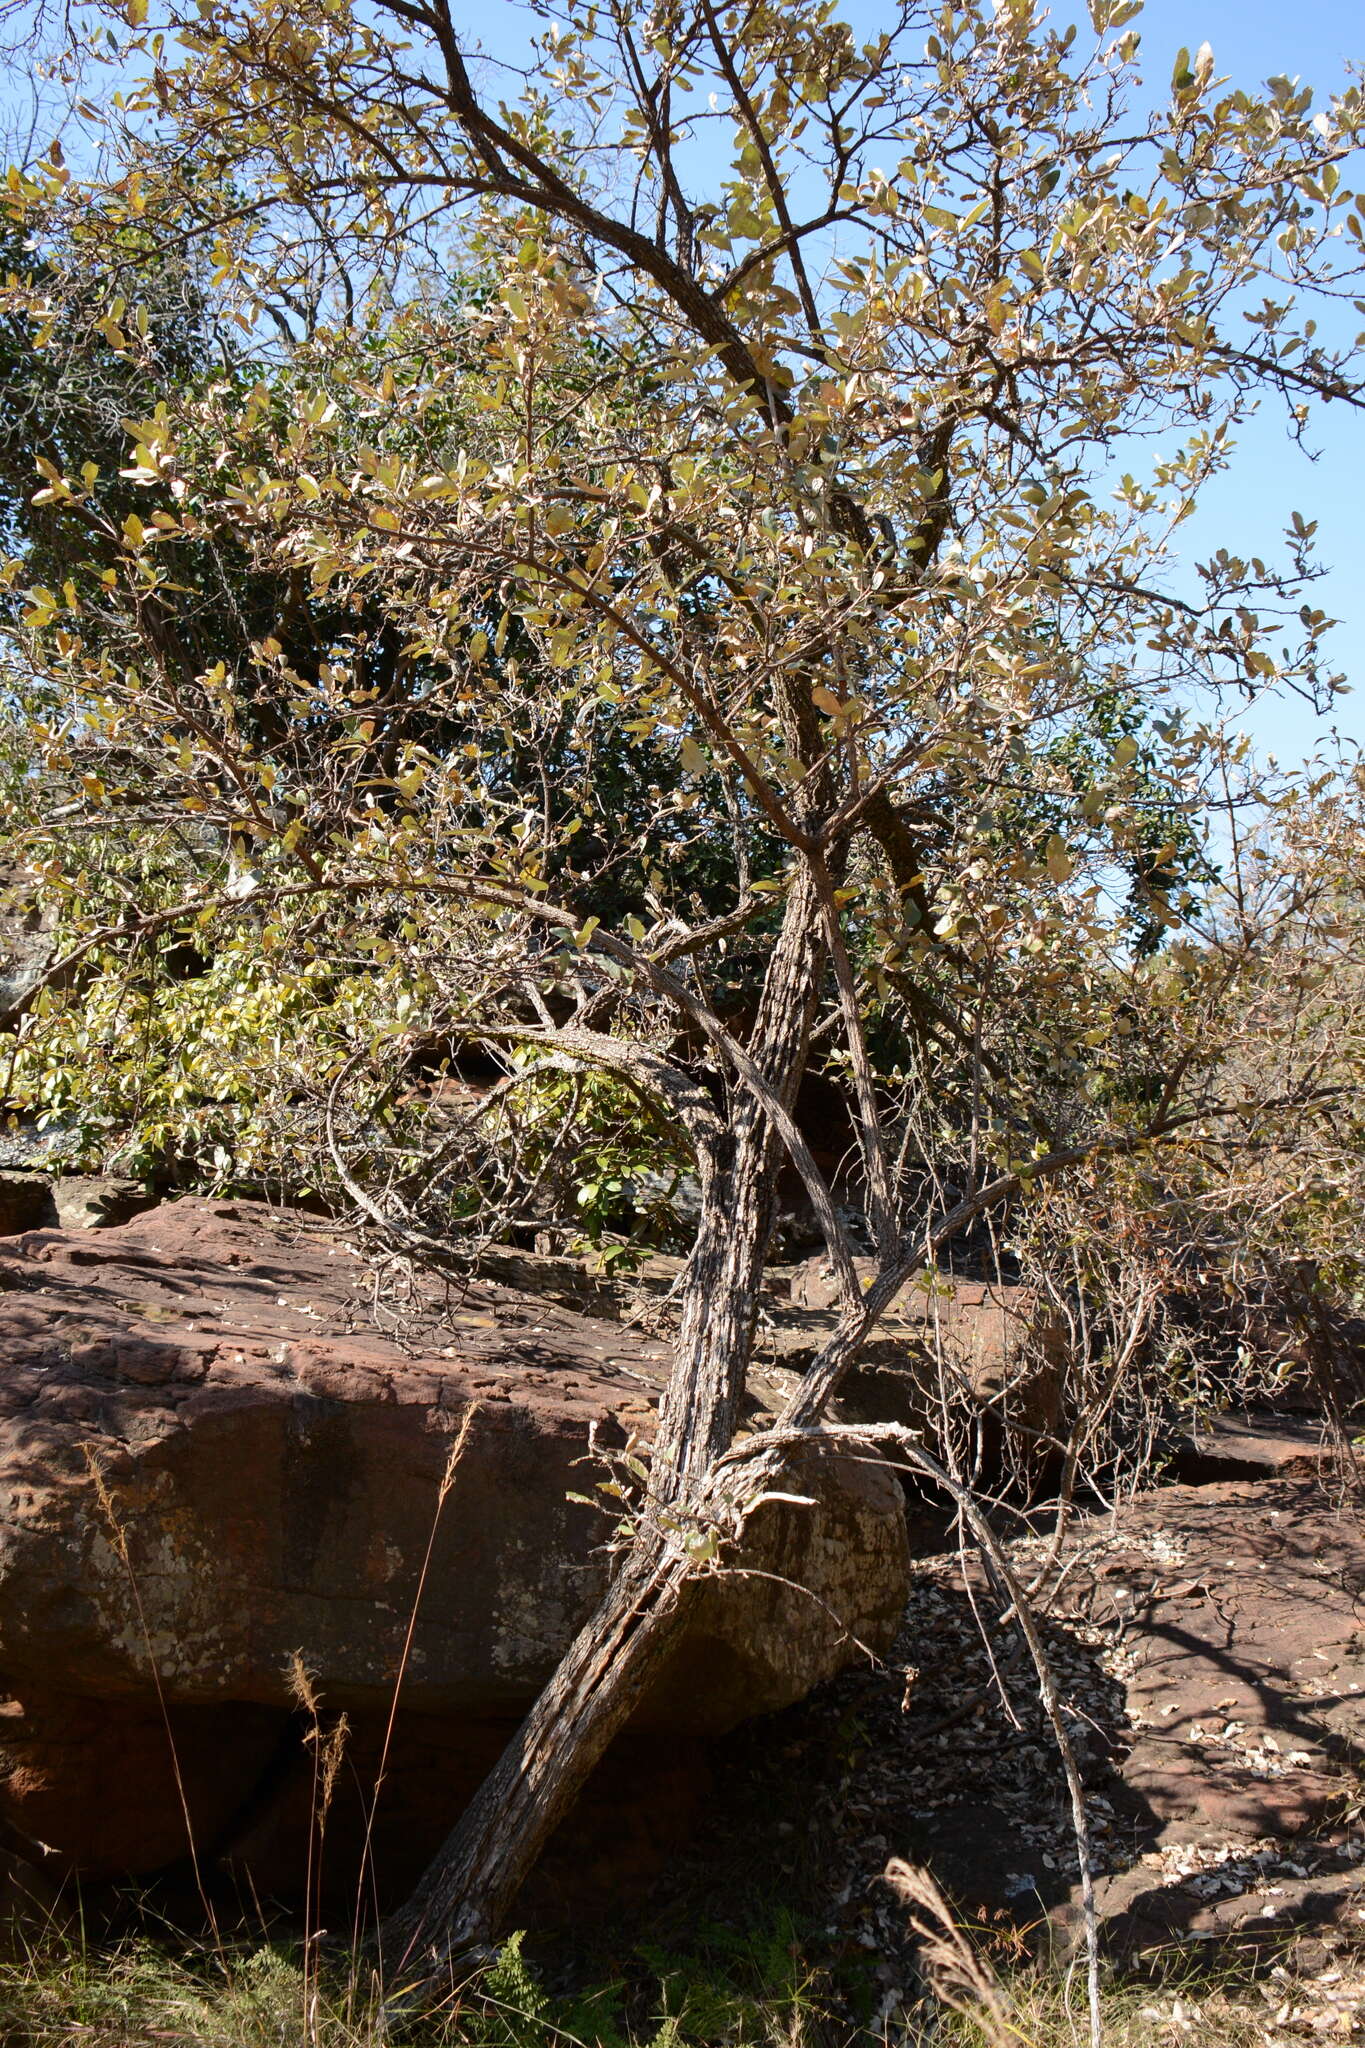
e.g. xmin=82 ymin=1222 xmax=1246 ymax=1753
xmin=80 ymin=1445 xmax=225 ymax=1962
xmin=726 ymin=1420 xmax=1104 ymax=2048
xmin=353 ymin=1401 xmax=480 ymax=1964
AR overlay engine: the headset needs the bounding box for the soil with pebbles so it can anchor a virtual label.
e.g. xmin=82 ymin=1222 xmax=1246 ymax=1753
xmin=613 ymin=1468 xmax=1365 ymax=2041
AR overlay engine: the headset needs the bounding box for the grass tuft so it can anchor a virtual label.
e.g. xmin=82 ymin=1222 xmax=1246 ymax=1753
xmin=0 ymin=1916 xmax=1357 ymax=2046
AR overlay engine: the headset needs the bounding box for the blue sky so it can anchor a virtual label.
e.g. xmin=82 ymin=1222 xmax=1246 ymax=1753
xmin=1125 ymin=0 xmax=1364 ymax=766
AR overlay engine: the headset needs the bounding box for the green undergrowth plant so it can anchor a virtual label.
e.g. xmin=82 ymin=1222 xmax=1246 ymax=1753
xmin=0 ymin=1930 xmax=352 ymax=2048
xmin=7 ymin=902 xmax=692 ymax=1257
xmin=0 ymin=1917 xmax=1341 ymax=2048
xmin=0 ymin=1915 xmax=838 ymax=2048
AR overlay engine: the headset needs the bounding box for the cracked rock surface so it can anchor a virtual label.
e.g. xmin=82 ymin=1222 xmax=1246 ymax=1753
xmin=0 ymin=1197 xmax=909 ymax=1896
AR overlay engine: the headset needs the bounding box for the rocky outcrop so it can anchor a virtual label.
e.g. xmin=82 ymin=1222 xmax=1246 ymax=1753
xmin=0 ymin=1172 xmax=157 ymax=1236
xmin=722 ymin=1471 xmax=1365 ymax=2001
xmin=0 ymin=1172 xmax=56 ymax=1236
xmin=1047 ymin=1479 xmax=1365 ymax=1959
xmin=1171 ymin=1409 xmax=1341 ymax=1484
xmin=0 ymin=891 xmax=55 ymax=1027
xmin=0 ymin=1200 xmax=910 ymax=1903
xmin=51 ymin=1175 xmax=158 ymax=1231
xmin=774 ymin=1257 xmax=1068 ymax=1465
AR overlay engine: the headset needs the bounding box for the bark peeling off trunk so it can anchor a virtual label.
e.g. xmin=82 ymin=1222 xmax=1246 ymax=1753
xmin=381 ymin=872 xmax=837 ymax=1986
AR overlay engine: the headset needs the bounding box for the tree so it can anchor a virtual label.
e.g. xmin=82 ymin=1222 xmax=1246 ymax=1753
xmin=0 ymin=222 xmax=745 ymax=1201
xmin=3 ymin=0 xmax=1363 ymax=1998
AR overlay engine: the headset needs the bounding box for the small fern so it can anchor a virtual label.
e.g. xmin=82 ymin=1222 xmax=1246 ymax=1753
xmin=481 ymin=1930 xmax=552 ymax=2044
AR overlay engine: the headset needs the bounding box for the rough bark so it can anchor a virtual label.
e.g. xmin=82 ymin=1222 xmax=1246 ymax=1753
xmin=656 ymin=863 xmax=828 ymax=1489
xmin=378 ymin=1539 xmax=697 ymax=1986
xmin=379 ymin=869 xmax=829 ymax=1988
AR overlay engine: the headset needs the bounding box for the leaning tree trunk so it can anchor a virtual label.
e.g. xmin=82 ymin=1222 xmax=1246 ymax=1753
xmin=380 ymin=869 xmax=829 ymax=1990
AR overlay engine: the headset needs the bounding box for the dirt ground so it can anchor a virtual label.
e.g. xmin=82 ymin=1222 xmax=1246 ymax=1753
xmin=615 ymin=1460 xmax=1365 ymax=2041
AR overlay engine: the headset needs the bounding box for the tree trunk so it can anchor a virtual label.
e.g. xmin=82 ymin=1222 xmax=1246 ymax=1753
xmin=655 ymin=862 xmax=828 ymax=1491
xmin=380 ymin=870 xmax=828 ymax=1988
xmin=379 ymin=1537 xmax=699 ymax=1984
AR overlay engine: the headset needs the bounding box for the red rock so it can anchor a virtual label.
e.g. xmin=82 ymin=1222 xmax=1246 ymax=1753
xmin=782 ymin=1257 xmax=1068 ymax=1461
xmin=1046 ymin=1480 xmax=1365 ymax=1959
xmin=0 ymin=1199 xmax=910 ymax=1900
xmin=1172 ymin=1410 xmax=1337 ymax=1482
xmin=0 ymin=1173 xmax=55 ymax=1235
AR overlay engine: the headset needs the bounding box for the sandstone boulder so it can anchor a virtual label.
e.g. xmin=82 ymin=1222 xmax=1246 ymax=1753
xmin=0 ymin=1172 xmax=158 ymax=1237
xmin=0 ymin=1200 xmax=909 ymax=1901
xmin=51 ymin=1175 xmax=158 ymax=1231
xmin=777 ymin=1258 xmax=1068 ymax=1466
xmin=0 ymin=892 xmax=55 ymax=1027
xmin=1171 ymin=1409 xmax=1338 ymax=1484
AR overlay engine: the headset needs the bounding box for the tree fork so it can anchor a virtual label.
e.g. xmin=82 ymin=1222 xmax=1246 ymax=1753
xmin=378 ymin=867 xmax=834 ymax=1990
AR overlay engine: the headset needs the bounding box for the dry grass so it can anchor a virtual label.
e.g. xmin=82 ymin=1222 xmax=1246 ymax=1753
xmin=879 ymin=1858 xmax=1365 ymax=2048
xmin=0 ymin=1920 xmax=1361 ymax=2048
xmin=923 ymin=1968 xmax=1365 ymax=2048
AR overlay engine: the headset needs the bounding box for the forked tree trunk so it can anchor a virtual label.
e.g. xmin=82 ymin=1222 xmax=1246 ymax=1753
xmin=380 ymin=872 xmax=829 ymax=1989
